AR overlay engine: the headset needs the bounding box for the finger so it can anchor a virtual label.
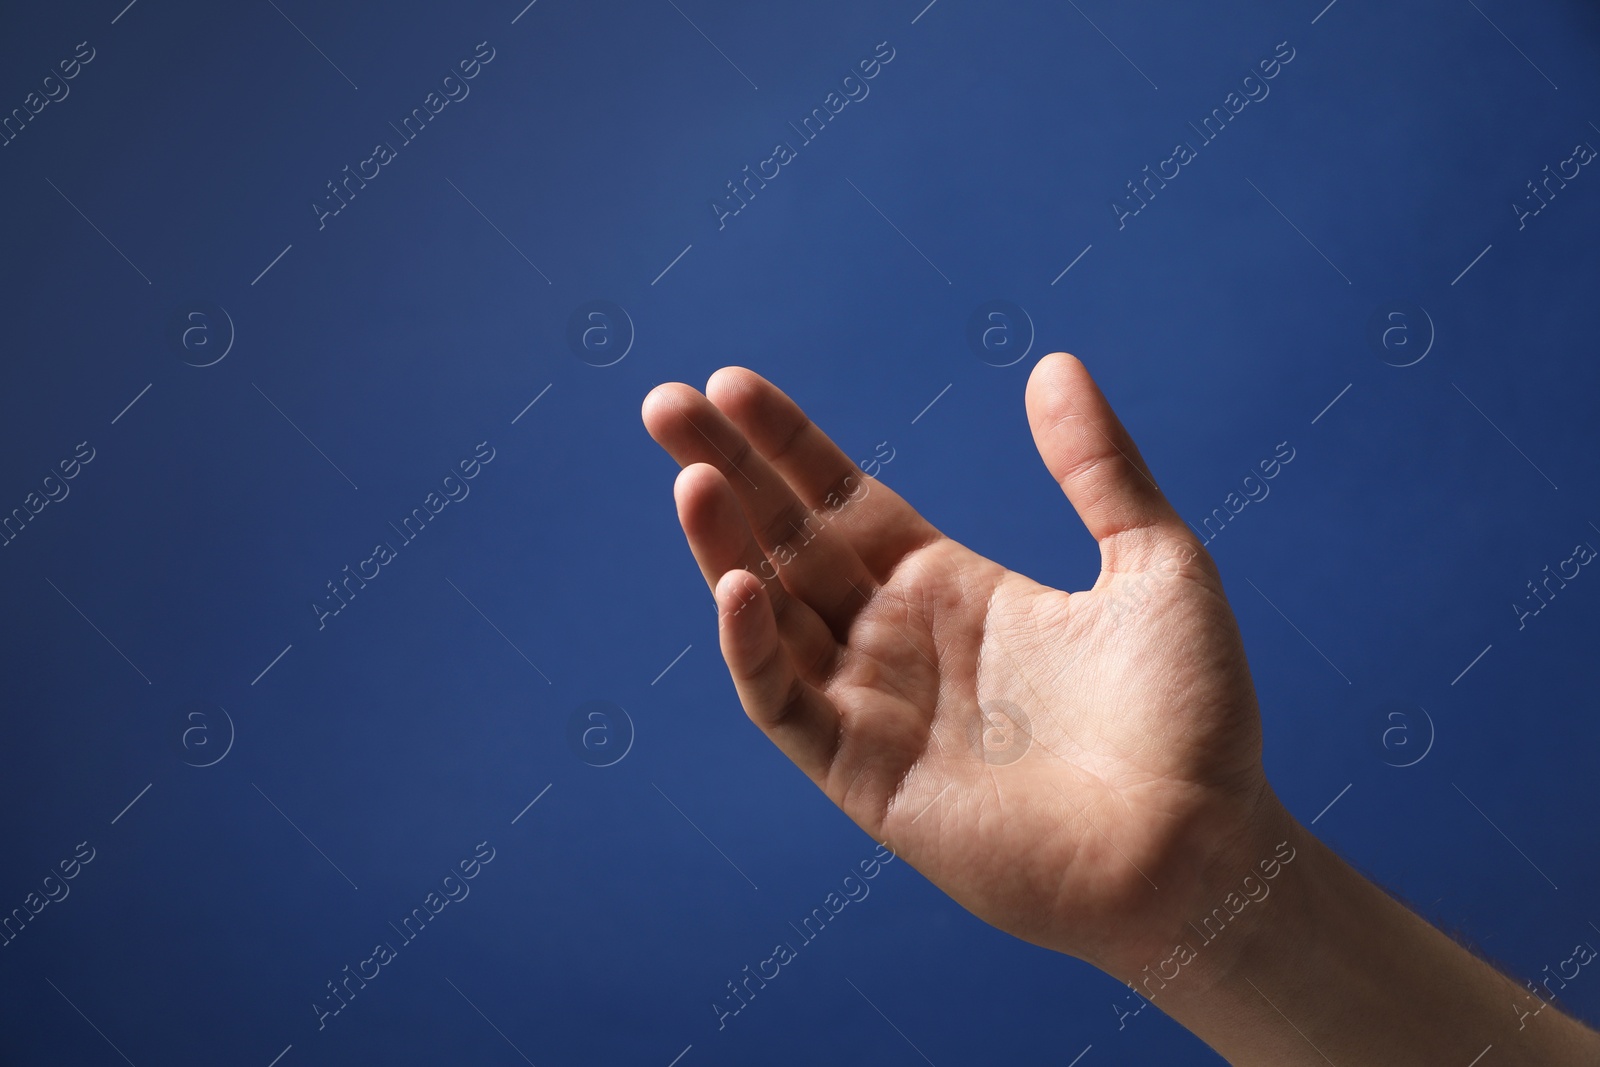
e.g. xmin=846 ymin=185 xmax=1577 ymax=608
xmin=675 ymin=463 xmax=839 ymax=681
xmin=1024 ymin=353 xmax=1195 ymax=561
xmin=716 ymin=568 xmax=842 ymax=783
xmin=705 ymin=366 xmax=941 ymax=578
xmin=642 ymin=382 xmax=877 ymax=638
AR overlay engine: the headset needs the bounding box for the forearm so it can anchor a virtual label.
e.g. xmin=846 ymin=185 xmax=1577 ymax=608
xmin=1137 ymin=805 xmax=1600 ymax=1065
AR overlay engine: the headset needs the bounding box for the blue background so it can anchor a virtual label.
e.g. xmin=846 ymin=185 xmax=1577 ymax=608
xmin=2 ymin=0 xmax=1598 ymax=1063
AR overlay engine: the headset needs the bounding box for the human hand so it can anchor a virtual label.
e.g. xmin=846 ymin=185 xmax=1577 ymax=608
xmin=640 ymin=353 xmax=1290 ymax=981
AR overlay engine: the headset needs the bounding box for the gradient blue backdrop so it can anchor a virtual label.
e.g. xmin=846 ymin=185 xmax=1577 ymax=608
xmin=2 ymin=0 xmax=1598 ymax=1063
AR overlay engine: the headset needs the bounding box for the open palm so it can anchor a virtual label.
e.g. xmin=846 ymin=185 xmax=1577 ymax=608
xmin=642 ymin=354 xmax=1283 ymax=978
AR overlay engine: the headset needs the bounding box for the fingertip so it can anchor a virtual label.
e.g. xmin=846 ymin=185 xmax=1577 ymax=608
xmin=705 ymin=365 xmax=765 ymax=410
xmin=1026 ymin=351 xmax=1084 ymax=399
xmin=705 ymin=364 xmax=744 ymax=391
xmin=673 ymin=460 xmax=720 ymax=493
xmin=673 ymin=462 xmax=727 ymax=522
xmin=640 ymin=381 xmax=670 ymax=420
xmin=640 ymin=383 xmax=672 ymax=436
xmin=672 ymin=459 xmax=708 ymax=497
xmin=715 ymin=568 xmax=771 ymax=639
xmin=1028 ymin=352 xmax=1110 ymax=441
xmin=640 ymin=382 xmax=696 ymax=437
xmin=716 ymin=566 xmax=761 ymax=601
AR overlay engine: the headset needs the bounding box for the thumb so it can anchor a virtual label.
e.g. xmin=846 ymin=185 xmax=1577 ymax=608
xmin=1025 ymin=352 xmax=1192 ymax=555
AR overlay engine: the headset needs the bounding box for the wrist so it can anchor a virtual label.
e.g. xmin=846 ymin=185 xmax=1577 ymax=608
xmin=1129 ymin=799 xmax=1600 ymax=1064
xmin=1100 ymin=779 xmax=1302 ymax=1005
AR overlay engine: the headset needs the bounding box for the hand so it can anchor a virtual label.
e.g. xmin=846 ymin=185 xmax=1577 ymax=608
xmin=641 ymin=353 xmax=1286 ymax=980
xmin=645 ymin=355 xmax=1600 ymax=1066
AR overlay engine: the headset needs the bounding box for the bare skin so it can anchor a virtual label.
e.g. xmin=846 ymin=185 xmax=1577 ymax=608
xmin=641 ymin=353 xmax=1600 ymax=1064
